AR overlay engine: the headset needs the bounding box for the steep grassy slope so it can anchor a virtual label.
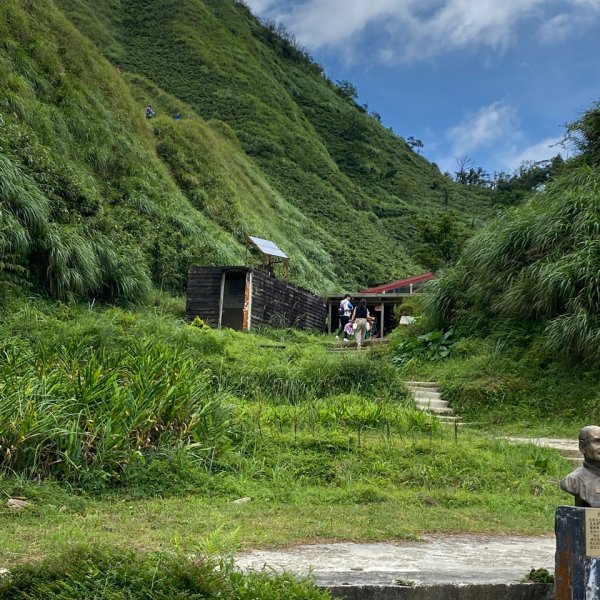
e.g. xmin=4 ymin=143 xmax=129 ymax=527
xmin=0 ymin=0 xmax=242 ymax=300
xmin=401 ymin=103 xmax=600 ymax=433
xmin=1 ymin=0 xmax=493 ymax=301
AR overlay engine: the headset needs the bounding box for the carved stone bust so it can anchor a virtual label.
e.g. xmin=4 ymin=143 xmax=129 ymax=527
xmin=560 ymin=425 xmax=600 ymax=508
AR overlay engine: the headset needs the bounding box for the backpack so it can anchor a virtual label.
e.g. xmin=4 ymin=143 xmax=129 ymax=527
xmin=338 ymin=301 xmax=345 ymax=316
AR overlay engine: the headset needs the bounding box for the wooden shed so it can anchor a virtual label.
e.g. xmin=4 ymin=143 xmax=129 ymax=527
xmin=186 ymin=266 xmax=327 ymax=332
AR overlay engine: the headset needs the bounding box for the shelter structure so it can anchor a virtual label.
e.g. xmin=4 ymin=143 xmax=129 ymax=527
xmin=186 ymin=266 xmax=327 ymax=332
xmin=327 ymin=273 xmax=435 ymax=337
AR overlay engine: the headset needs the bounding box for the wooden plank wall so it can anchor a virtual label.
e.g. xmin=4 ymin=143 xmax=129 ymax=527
xmin=250 ymin=270 xmax=327 ymax=332
xmin=186 ymin=266 xmax=224 ymax=325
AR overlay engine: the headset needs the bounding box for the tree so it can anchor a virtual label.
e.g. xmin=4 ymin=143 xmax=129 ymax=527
xmin=453 ymin=156 xmax=473 ymax=184
xmin=492 ymin=155 xmax=564 ymax=206
xmin=413 ymin=213 xmax=470 ymax=272
xmin=335 ymin=80 xmax=358 ymax=102
xmin=565 ymin=100 xmax=600 ymax=165
xmin=406 ymin=136 xmax=424 ymax=152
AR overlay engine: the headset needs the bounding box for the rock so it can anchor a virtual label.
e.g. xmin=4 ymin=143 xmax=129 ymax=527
xmin=6 ymin=498 xmax=30 ymax=510
xmin=59 ymin=505 xmax=67 ymax=513
xmin=232 ymin=497 xmax=252 ymax=504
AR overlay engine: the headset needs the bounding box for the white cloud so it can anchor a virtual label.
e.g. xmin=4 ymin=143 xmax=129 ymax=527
xmin=405 ymin=0 xmax=542 ymax=59
xmin=446 ymin=102 xmax=520 ymax=158
xmin=244 ymin=0 xmax=600 ymax=62
xmin=538 ymin=14 xmax=578 ymax=43
xmin=568 ymin=0 xmax=600 ymax=8
xmin=244 ymin=0 xmax=278 ymax=13
xmin=502 ymin=136 xmax=564 ymax=170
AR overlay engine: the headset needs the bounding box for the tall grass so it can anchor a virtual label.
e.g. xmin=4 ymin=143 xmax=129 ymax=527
xmin=426 ymin=165 xmax=600 ymax=363
xmin=0 ymin=338 xmax=231 ymax=481
xmin=0 ymin=300 xmax=411 ymax=484
xmin=0 ymin=546 xmax=331 ymax=599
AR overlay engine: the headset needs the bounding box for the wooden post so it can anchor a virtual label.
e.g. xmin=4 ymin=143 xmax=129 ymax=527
xmin=243 ymin=270 xmax=253 ymax=331
xmin=218 ymin=271 xmax=225 ymax=329
xmin=380 ymin=303 xmax=385 ymax=339
xmin=328 ymin=301 xmax=332 ymax=334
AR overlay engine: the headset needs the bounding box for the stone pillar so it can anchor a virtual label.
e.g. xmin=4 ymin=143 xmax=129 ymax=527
xmin=555 ymin=506 xmax=600 ymax=599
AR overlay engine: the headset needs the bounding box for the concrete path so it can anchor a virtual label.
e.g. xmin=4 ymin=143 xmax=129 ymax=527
xmin=505 ymin=437 xmax=582 ymax=465
xmin=236 ymin=535 xmax=555 ymax=587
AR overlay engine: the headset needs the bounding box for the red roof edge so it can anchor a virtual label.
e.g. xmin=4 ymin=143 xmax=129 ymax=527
xmin=359 ymin=272 xmax=435 ymax=294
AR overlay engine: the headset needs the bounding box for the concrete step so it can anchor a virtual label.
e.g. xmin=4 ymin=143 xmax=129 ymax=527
xmin=405 ymin=381 xmax=438 ymax=389
xmin=418 ymin=406 xmax=454 ymax=416
xmin=415 ymin=399 xmax=449 ymax=409
xmin=438 ymin=415 xmax=461 ymax=423
xmin=411 ymin=390 xmax=442 ymax=400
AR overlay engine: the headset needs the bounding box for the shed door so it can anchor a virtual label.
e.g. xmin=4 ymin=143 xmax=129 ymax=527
xmin=221 ymin=272 xmax=246 ymax=330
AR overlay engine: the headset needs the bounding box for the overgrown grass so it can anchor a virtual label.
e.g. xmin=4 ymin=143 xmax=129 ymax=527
xmin=0 ymin=299 xmax=572 ymax=569
xmin=426 ymin=165 xmax=600 ymax=365
xmin=0 ymin=297 xmax=406 ymax=484
xmin=0 ymin=426 xmax=570 ymax=567
xmin=0 ymin=546 xmax=331 ymax=599
xmin=396 ymin=332 xmax=600 ymax=435
xmin=1 ymin=0 xmax=494 ymax=303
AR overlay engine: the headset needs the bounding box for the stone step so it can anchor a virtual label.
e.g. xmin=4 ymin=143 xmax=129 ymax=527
xmin=405 ymin=381 xmax=438 ymax=389
xmin=437 ymin=415 xmax=460 ymax=423
xmin=418 ymin=406 xmax=454 ymax=416
xmin=415 ymin=399 xmax=449 ymax=410
xmin=410 ymin=390 xmax=442 ymax=400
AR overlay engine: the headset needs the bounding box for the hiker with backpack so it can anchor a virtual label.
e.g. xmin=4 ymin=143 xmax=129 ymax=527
xmin=335 ymin=294 xmax=353 ymax=343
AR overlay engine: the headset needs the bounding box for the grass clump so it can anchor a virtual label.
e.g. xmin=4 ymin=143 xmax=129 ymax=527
xmin=0 ymin=337 xmax=232 ymax=483
xmin=0 ymin=546 xmax=331 ymax=599
xmin=0 ymin=298 xmax=404 ymax=485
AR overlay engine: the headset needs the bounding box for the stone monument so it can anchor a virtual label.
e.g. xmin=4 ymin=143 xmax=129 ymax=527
xmin=555 ymin=426 xmax=600 ymax=599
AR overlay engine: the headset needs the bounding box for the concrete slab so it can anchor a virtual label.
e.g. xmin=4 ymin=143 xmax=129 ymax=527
xmin=236 ymin=535 xmax=555 ymax=587
xmin=504 ymin=437 xmax=579 ymax=456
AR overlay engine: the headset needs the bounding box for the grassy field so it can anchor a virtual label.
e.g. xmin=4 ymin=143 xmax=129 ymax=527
xmin=0 ymin=298 xmax=573 ymax=575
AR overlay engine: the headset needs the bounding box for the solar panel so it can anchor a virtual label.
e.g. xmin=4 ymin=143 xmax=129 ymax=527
xmin=247 ymin=236 xmax=288 ymax=259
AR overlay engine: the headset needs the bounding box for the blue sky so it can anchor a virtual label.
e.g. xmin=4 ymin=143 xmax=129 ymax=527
xmin=245 ymin=0 xmax=600 ymax=176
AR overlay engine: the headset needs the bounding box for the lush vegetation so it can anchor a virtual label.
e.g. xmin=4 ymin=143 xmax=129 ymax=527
xmin=0 ymin=546 xmax=330 ymax=599
xmin=1 ymin=0 xmax=592 ymax=593
xmin=0 ymin=299 xmax=571 ymax=572
xmin=0 ymin=0 xmax=494 ymax=302
xmin=393 ymin=102 xmax=600 ymax=434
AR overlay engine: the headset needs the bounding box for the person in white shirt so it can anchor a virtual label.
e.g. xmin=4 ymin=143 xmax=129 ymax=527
xmin=335 ymin=294 xmax=353 ymax=343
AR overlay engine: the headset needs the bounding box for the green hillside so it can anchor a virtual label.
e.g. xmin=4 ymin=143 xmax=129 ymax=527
xmin=400 ymin=102 xmax=600 ymax=433
xmin=1 ymin=0 xmax=492 ymax=301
